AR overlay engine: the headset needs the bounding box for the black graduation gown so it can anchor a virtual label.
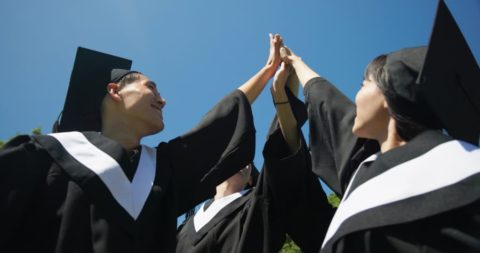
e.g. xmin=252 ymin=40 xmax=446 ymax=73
xmin=175 ymin=89 xmax=311 ymax=253
xmin=264 ymin=93 xmax=335 ymax=253
xmin=175 ymin=183 xmax=283 ymax=252
xmin=0 ymin=90 xmax=255 ymax=253
xmin=303 ymin=77 xmax=480 ymax=253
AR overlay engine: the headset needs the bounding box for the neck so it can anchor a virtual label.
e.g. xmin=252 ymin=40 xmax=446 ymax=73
xmin=214 ymin=181 xmax=244 ymax=200
xmin=102 ymin=119 xmax=142 ymax=150
xmin=377 ymin=118 xmax=406 ymax=153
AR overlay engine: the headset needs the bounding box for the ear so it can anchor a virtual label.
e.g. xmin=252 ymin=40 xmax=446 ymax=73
xmin=106 ymin=83 xmax=122 ymax=102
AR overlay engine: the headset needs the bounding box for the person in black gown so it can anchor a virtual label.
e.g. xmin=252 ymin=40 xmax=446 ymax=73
xmin=176 ymin=60 xmax=321 ymax=253
xmin=0 ymin=33 xmax=285 ymax=253
xmin=276 ymin=1 xmax=480 ymax=252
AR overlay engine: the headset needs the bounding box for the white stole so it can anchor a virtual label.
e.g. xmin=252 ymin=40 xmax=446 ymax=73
xmin=194 ymin=189 xmax=250 ymax=232
xmin=322 ymin=140 xmax=480 ymax=248
xmin=49 ymin=132 xmax=156 ymax=220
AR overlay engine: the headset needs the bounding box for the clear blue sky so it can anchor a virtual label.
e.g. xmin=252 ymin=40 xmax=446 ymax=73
xmin=1 ymin=0 xmax=479 ymax=195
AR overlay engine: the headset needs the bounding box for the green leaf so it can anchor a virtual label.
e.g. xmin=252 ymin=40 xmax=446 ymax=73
xmin=327 ymin=193 xmax=340 ymax=208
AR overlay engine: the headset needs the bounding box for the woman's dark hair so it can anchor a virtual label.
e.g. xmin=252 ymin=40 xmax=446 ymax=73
xmin=365 ymin=55 xmax=430 ymax=141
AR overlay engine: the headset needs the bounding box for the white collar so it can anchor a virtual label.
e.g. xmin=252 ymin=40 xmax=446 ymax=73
xmin=49 ymin=132 xmax=156 ymax=220
xmin=193 ymin=189 xmax=250 ymax=232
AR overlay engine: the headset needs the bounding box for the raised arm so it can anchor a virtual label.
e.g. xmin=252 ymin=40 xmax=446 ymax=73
xmin=270 ymin=62 xmax=300 ymax=153
xmin=265 ymin=64 xmax=334 ymax=253
xmin=281 ymin=45 xmax=379 ymax=195
xmin=165 ymin=34 xmax=290 ymax=214
xmin=237 ymin=33 xmax=283 ymax=104
xmin=280 ymin=46 xmax=320 ymax=88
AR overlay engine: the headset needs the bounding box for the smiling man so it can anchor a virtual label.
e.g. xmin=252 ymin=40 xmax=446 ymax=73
xmin=0 ymin=33 xmax=283 ymax=253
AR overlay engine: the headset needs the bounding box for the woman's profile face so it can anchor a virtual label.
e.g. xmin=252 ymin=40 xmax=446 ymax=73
xmin=352 ymin=76 xmax=390 ymax=140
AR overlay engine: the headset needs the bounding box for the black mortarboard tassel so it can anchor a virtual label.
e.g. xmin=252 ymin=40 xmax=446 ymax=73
xmin=54 ymin=47 xmax=133 ymax=132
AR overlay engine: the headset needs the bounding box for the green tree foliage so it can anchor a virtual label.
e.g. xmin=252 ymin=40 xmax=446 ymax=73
xmin=280 ymin=234 xmax=302 ymax=253
xmin=0 ymin=127 xmax=42 ymax=149
xmin=31 ymin=127 xmax=42 ymax=135
xmin=279 ymin=193 xmax=341 ymax=252
xmin=327 ymin=193 xmax=340 ymax=208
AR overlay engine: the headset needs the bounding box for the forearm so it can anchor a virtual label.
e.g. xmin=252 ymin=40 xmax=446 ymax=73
xmin=271 ymin=87 xmax=300 ymax=153
xmin=237 ymin=64 xmax=276 ymax=104
xmin=291 ymin=57 xmax=321 ymax=88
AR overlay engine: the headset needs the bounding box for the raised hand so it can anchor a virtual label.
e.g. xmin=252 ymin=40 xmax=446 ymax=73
xmin=280 ymin=45 xmax=320 ymax=88
xmin=237 ymin=33 xmax=285 ymax=104
xmin=266 ymin=34 xmax=284 ymax=77
xmin=280 ymin=46 xmax=299 ymax=65
xmin=272 ymin=62 xmax=291 ymax=95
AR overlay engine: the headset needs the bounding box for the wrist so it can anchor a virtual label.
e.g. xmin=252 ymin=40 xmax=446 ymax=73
xmin=271 ymin=86 xmax=288 ymax=100
xmin=290 ymin=55 xmax=302 ymax=66
xmin=264 ymin=62 xmax=278 ymax=76
xmin=274 ymin=100 xmax=289 ymax=105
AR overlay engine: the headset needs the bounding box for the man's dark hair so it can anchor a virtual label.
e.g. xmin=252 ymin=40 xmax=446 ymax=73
xmin=116 ymin=72 xmax=144 ymax=87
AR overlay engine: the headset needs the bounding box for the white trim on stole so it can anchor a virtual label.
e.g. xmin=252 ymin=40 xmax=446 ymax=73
xmin=194 ymin=189 xmax=250 ymax=232
xmin=322 ymin=140 xmax=480 ymax=248
xmin=49 ymin=132 xmax=156 ymax=220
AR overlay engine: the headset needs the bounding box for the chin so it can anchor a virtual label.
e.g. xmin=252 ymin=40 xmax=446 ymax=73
xmin=154 ymin=123 xmax=165 ymax=133
xmin=352 ymin=127 xmax=360 ymax=137
xmin=352 ymin=123 xmax=366 ymax=138
xmin=145 ymin=123 xmax=164 ymax=136
xmin=352 ymin=120 xmax=360 ymax=136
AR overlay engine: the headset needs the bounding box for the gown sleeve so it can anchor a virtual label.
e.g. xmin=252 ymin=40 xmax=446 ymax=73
xmin=235 ymin=88 xmax=313 ymax=253
xmin=303 ymin=77 xmax=379 ymax=195
xmin=262 ymin=90 xmax=335 ymax=253
xmin=162 ymin=89 xmax=256 ymax=215
xmin=0 ymin=135 xmax=51 ymax=249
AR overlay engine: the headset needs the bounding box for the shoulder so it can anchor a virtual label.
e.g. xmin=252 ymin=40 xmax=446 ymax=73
xmin=1 ymin=135 xmax=44 ymax=156
xmin=0 ymin=134 xmax=52 ymax=175
xmin=3 ymin=134 xmax=35 ymax=148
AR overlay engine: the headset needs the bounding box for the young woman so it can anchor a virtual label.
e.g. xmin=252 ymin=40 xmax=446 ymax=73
xmin=278 ymin=37 xmax=480 ymax=253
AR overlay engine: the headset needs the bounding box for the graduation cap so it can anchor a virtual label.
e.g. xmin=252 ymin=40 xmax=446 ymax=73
xmin=54 ymin=47 xmax=134 ymax=132
xmin=382 ymin=47 xmax=436 ymax=129
xmin=383 ymin=1 xmax=480 ymax=145
xmin=418 ymin=0 xmax=480 ymax=144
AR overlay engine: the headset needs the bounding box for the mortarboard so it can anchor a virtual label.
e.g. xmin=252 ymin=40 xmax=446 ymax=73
xmin=418 ymin=0 xmax=480 ymax=144
xmin=55 ymin=47 xmax=133 ymax=132
xmin=382 ymin=46 xmax=439 ymax=130
xmin=382 ymin=0 xmax=480 ymax=144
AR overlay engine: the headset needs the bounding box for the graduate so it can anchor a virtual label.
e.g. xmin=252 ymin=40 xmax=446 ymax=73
xmin=176 ymin=62 xmax=316 ymax=253
xmin=279 ymin=1 xmax=480 ymax=252
xmin=0 ymin=34 xmax=284 ymax=253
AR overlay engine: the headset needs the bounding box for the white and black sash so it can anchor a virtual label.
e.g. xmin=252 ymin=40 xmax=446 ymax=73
xmin=322 ymin=132 xmax=480 ymax=251
xmin=194 ymin=189 xmax=251 ymax=232
xmin=33 ymin=132 xmax=157 ymax=222
xmin=181 ymin=189 xmax=252 ymax=245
